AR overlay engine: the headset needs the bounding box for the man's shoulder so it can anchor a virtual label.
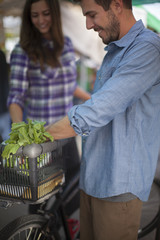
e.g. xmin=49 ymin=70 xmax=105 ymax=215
xmin=137 ymin=28 xmax=160 ymax=49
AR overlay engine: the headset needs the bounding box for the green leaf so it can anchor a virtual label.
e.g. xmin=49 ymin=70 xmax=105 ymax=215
xmin=18 ymin=127 xmax=31 ymax=144
xmin=2 ymin=118 xmax=54 ymax=161
xmin=2 ymin=144 xmax=20 ymax=159
xmin=11 ymin=121 xmax=27 ymax=131
xmin=43 ymin=132 xmax=54 ymax=142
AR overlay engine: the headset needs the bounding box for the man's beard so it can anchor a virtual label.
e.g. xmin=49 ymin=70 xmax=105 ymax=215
xmin=102 ymin=9 xmax=120 ymax=44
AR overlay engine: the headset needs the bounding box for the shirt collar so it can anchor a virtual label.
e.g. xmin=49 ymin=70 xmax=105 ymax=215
xmin=104 ymin=20 xmax=145 ymax=51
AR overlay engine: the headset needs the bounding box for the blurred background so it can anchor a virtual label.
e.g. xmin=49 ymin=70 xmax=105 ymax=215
xmin=0 ymin=1 xmax=160 ymax=239
xmin=0 ymin=0 xmax=160 ymax=94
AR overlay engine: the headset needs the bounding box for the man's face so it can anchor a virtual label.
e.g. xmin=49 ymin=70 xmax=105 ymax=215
xmin=81 ymin=0 xmax=120 ymax=44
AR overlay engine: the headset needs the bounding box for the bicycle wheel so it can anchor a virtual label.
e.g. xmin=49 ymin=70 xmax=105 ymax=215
xmin=138 ymin=179 xmax=160 ymax=239
xmin=0 ymin=214 xmax=61 ymax=240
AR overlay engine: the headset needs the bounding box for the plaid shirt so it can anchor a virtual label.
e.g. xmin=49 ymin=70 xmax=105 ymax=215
xmin=7 ymin=36 xmax=77 ymax=125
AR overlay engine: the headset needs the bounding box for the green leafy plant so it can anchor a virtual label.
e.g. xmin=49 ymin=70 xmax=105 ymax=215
xmin=2 ymin=118 xmax=53 ymax=160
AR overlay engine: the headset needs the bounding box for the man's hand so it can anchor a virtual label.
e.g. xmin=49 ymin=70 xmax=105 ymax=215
xmin=45 ymin=116 xmax=77 ymax=140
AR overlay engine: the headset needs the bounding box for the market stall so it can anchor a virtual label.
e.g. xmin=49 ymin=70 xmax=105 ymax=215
xmin=133 ymin=0 xmax=160 ymax=32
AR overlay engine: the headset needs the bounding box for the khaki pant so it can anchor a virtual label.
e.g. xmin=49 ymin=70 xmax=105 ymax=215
xmin=80 ymin=190 xmax=142 ymax=240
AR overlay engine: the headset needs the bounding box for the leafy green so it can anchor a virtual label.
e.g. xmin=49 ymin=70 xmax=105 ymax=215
xmin=2 ymin=118 xmax=54 ymax=160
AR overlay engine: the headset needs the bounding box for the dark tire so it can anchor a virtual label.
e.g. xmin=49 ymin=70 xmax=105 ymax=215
xmin=138 ymin=179 xmax=160 ymax=239
xmin=0 ymin=214 xmax=61 ymax=240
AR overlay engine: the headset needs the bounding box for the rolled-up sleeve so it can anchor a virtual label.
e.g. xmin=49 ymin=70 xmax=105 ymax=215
xmin=68 ymin=41 xmax=160 ymax=136
xmin=68 ymin=104 xmax=91 ymax=136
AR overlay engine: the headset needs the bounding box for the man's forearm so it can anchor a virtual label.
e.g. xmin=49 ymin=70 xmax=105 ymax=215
xmin=46 ymin=116 xmax=77 ymax=140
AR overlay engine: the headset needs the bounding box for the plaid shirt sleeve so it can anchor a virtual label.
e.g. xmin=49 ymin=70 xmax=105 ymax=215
xmin=61 ymin=36 xmax=78 ymax=90
xmin=7 ymin=43 xmax=29 ymax=109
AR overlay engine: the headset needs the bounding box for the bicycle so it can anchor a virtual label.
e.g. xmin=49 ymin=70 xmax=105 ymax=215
xmin=0 ymin=139 xmax=80 ymax=240
xmin=1 ymin=138 xmax=160 ymax=240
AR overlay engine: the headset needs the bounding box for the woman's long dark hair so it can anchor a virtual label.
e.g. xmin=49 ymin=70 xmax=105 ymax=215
xmin=20 ymin=0 xmax=64 ymax=69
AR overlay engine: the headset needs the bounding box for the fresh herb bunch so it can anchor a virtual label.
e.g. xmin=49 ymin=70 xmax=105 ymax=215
xmin=2 ymin=119 xmax=54 ymax=160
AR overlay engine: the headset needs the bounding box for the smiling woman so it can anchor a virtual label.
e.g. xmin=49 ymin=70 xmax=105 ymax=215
xmin=30 ymin=0 xmax=52 ymax=40
xmin=7 ymin=0 xmax=90 ymax=124
xmin=20 ymin=0 xmax=64 ymax=69
xmin=7 ymin=0 xmax=90 ymax=216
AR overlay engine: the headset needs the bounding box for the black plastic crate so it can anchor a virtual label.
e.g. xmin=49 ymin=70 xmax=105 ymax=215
xmin=0 ymin=141 xmax=66 ymax=203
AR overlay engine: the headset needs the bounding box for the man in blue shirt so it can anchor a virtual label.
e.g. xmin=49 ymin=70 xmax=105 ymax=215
xmin=46 ymin=0 xmax=160 ymax=239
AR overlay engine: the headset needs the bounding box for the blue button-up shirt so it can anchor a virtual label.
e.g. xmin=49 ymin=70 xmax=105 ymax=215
xmin=68 ymin=20 xmax=160 ymax=201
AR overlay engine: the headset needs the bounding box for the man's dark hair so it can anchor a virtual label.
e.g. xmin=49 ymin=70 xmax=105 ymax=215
xmin=73 ymin=0 xmax=132 ymax=10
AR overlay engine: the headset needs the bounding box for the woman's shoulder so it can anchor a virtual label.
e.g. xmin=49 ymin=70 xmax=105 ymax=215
xmin=11 ymin=42 xmax=27 ymax=56
xmin=10 ymin=42 xmax=29 ymax=62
